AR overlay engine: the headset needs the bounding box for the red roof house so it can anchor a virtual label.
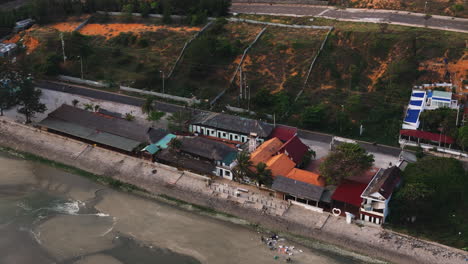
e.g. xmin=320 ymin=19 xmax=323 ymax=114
xmin=269 ymin=125 xmax=297 ymax=142
xmin=331 ymin=180 xmax=369 ymax=208
xmin=279 ymin=135 xmax=309 ymax=164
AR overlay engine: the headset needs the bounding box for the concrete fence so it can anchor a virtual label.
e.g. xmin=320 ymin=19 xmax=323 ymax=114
xmin=294 ymin=27 xmax=333 ymax=101
xmin=232 ymin=0 xmax=328 ymax=4
xmin=291 ymin=200 xmax=324 ymax=213
xmin=210 ymin=26 xmax=267 ymax=107
xmin=168 ymin=20 xmax=214 ymax=78
xmin=96 ymin=11 xmax=188 ymax=20
xmin=225 ymin=105 xmax=273 ymax=119
xmin=227 ymin=18 xmax=333 ymax=30
xmin=74 ymin=17 xmax=91 ymax=32
xmin=58 ymin=75 xmax=110 ymax=88
xmin=120 ymin=86 xmax=200 ymax=105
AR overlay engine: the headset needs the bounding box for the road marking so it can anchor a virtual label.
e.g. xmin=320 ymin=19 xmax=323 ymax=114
xmin=317 ymin=9 xmax=329 ymax=16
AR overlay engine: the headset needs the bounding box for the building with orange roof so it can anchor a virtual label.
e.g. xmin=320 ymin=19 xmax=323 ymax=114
xmin=286 ymin=168 xmax=325 ymax=187
xmin=250 ymin=137 xmax=283 ymax=165
xmin=266 ymin=153 xmax=296 ymax=177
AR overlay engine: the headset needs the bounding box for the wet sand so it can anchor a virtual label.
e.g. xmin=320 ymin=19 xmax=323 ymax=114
xmin=0 ymin=152 xmax=371 ymax=264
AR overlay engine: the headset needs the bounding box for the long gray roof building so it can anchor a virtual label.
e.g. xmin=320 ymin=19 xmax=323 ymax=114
xmin=191 ymin=112 xmax=274 ymax=138
xmin=272 ymin=176 xmax=325 ymax=202
xmin=39 ymin=104 xmax=149 ymax=152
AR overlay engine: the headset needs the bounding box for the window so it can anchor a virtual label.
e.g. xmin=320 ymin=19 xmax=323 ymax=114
xmin=225 ymin=171 xmax=231 ymax=176
xmin=223 ymin=132 xmax=226 ymax=138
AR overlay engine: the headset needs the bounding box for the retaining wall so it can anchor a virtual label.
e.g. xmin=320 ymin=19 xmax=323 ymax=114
xmin=232 ymin=0 xmax=329 ymax=5
xmin=0 ymin=117 xmax=465 ymax=264
xmin=58 ymin=75 xmax=110 ymax=88
xmin=120 ymin=86 xmax=200 ymax=105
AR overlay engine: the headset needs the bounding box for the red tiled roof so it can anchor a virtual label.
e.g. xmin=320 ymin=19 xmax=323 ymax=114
xmin=400 ymin=129 xmax=455 ymax=144
xmin=269 ymin=125 xmax=297 ymax=142
xmin=286 ymin=168 xmax=325 ymax=187
xmin=250 ymin=138 xmax=284 ymax=165
xmin=266 ymin=153 xmax=296 ymax=177
xmin=331 ymin=180 xmax=368 ymax=207
xmin=279 ymin=136 xmax=309 ymax=164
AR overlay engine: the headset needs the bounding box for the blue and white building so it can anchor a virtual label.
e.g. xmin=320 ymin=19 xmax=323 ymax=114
xmin=402 ymin=88 xmax=459 ymax=130
xmin=426 ymin=90 xmax=458 ymax=110
xmin=402 ymin=90 xmax=426 ymax=130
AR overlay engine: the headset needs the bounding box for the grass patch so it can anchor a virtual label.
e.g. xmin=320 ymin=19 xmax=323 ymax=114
xmin=0 ymin=146 xmax=144 ymax=193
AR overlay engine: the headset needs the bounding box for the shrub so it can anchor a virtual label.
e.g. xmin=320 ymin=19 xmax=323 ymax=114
xmin=124 ymin=113 xmax=135 ymax=121
xmin=147 ymin=110 xmax=165 ymax=121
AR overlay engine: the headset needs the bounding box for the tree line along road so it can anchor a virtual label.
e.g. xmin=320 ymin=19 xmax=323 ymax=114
xmin=230 ymin=3 xmax=468 ymax=33
xmin=36 ymin=80 xmax=402 ymax=158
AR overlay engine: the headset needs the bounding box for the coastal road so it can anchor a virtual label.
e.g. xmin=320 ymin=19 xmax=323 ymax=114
xmin=37 ymin=80 xmax=401 ymax=165
xmin=230 ymin=3 xmax=468 ymax=33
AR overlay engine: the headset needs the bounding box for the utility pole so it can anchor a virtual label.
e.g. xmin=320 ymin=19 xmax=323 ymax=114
xmin=244 ymin=72 xmax=247 ymax=102
xmin=247 ymin=84 xmax=251 ymax=111
xmin=78 ymin=55 xmax=83 ymax=79
xmin=160 ymin=70 xmax=165 ymax=93
xmin=456 ymin=105 xmax=460 ymax=126
xmin=239 ymin=66 xmax=243 ymax=100
xmin=60 ymin=32 xmax=66 ymax=63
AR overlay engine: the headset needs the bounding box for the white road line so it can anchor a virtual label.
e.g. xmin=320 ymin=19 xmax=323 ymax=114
xmin=317 ymin=9 xmax=329 ymax=17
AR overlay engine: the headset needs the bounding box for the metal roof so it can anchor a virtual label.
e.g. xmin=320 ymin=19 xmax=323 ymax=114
xmin=40 ymin=118 xmax=141 ymax=151
xmin=361 ymin=167 xmax=401 ymax=200
xmin=192 ymin=112 xmax=274 ymax=137
xmin=180 ymin=136 xmax=237 ymax=162
xmin=47 ymin=104 xmax=149 ymax=142
xmin=272 ymin=176 xmax=324 ymax=202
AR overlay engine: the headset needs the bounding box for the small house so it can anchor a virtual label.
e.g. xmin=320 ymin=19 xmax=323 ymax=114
xmin=0 ymin=43 xmax=17 ymax=58
xmin=178 ymin=136 xmax=238 ymax=179
xmin=360 ymin=166 xmax=402 ymax=225
xmin=190 ymin=112 xmax=273 ymax=143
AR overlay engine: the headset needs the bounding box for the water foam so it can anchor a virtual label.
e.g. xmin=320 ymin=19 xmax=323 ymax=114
xmin=52 ymin=201 xmax=81 ymax=215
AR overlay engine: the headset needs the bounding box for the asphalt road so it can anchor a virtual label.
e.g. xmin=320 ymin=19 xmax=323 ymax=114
xmin=230 ymin=3 xmax=468 ymax=33
xmin=37 ymin=80 xmax=401 ymax=157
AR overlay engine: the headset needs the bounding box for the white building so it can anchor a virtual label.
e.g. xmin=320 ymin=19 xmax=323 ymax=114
xmin=402 ymin=88 xmax=459 ymax=130
xmin=0 ymin=43 xmax=17 ymax=58
xmin=425 ymin=90 xmax=458 ymax=110
xmin=402 ymin=90 xmax=426 ymax=130
xmin=359 ymin=166 xmax=401 ymax=225
xmin=189 ymin=112 xmax=273 ymax=143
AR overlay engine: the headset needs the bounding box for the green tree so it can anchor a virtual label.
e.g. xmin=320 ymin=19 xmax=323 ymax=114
xmin=457 ymin=126 xmax=468 ymax=151
xmin=419 ymin=108 xmax=457 ymax=137
xmin=162 ymin=0 xmax=172 ymax=24
xmin=389 ymin=157 xmax=468 ymax=247
xmin=254 ymin=162 xmax=273 ymax=187
xmin=319 ymin=143 xmax=374 ymax=185
xmin=232 ymin=151 xmax=253 ymax=182
xmin=0 ymin=64 xmax=20 ymax=116
xmin=302 ymin=104 xmax=326 ymax=129
xmin=142 ymin=96 xmax=155 ymax=114
xmin=17 ymin=79 xmax=47 ymax=123
xmin=167 ymin=110 xmax=191 ymax=133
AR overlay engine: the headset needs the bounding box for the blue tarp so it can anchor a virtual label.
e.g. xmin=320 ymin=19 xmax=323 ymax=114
xmin=432 ymin=97 xmax=451 ymax=102
xmin=155 ymin=134 xmax=176 ymax=149
xmin=404 ymin=109 xmax=420 ymax=123
xmin=412 ymin=92 xmax=425 ymax=98
xmin=426 ymin=91 xmax=433 ymax=98
xmin=409 ymin=100 xmax=423 ymax=106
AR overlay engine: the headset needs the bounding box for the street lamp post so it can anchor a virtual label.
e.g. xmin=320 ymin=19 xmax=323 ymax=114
xmin=78 ymin=55 xmax=83 ymax=79
xmin=160 ymin=70 xmax=165 ymax=93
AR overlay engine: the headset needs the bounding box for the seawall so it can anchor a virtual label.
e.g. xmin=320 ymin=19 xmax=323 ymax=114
xmin=0 ymin=117 xmax=466 ymax=264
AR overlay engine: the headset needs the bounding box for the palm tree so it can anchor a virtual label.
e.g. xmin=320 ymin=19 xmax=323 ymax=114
xmin=232 ymin=151 xmax=253 ymax=182
xmin=142 ymin=96 xmax=155 ymax=114
xmin=255 ymin=162 xmax=273 ymax=187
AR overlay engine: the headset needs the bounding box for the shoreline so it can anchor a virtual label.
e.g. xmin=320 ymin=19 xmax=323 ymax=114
xmin=0 ymin=146 xmax=381 ymax=264
xmin=1 ymin=117 xmax=466 ymax=264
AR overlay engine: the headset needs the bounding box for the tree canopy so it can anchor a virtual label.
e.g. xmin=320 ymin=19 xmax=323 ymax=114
xmin=319 ymin=143 xmax=374 ymax=185
xmin=17 ymin=78 xmax=47 ymax=123
xmin=389 ymin=156 xmax=468 ymax=248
